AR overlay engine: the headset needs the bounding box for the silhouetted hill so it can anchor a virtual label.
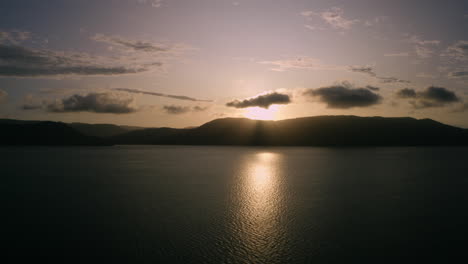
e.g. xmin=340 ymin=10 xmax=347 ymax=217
xmin=111 ymin=116 xmax=468 ymax=146
xmin=0 ymin=120 xmax=108 ymax=146
xmin=2 ymin=116 xmax=467 ymax=146
xmin=111 ymin=127 xmax=187 ymax=144
xmin=69 ymin=123 xmax=145 ymax=138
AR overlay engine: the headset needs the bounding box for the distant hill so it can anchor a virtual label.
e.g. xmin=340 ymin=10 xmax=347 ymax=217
xmin=1 ymin=116 xmax=467 ymax=146
xmin=111 ymin=116 xmax=468 ymax=146
xmin=69 ymin=122 xmax=145 ymax=138
xmin=0 ymin=120 xmax=108 ymax=146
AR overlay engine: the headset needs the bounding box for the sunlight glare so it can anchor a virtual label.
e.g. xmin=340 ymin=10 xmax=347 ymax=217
xmin=244 ymin=105 xmax=280 ymax=120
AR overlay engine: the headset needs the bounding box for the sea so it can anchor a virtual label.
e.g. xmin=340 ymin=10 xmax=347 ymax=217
xmin=2 ymin=146 xmax=468 ymax=262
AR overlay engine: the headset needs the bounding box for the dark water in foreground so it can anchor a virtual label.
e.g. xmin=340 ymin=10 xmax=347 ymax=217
xmin=2 ymin=146 xmax=468 ymax=262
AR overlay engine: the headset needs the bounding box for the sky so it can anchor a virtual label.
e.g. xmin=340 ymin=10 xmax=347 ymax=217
xmin=0 ymin=0 xmax=467 ymax=128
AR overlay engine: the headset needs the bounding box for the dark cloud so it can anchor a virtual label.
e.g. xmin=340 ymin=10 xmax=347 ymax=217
xmin=226 ymin=92 xmax=291 ymax=109
xmin=163 ymin=105 xmax=189 ymax=114
xmin=304 ymin=83 xmax=382 ymax=109
xmin=21 ymin=104 xmax=42 ymax=110
xmin=449 ymin=71 xmax=468 ymax=78
xmin=193 ymin=106 xmax=208 ymax=112
xmin=46 ymin=93 xmax=137 ymax=114
xmin=419 ymin=86 xmax=459 ymax=102
xmin=396 ymin=88 xmax=417 ymax=98
xmin=349 ymin=66 xmax=376 ymax=77
xmin=397 ymin=86 xmax=460 ymax=109
xmin=349 ymin=65 xmax=410 ymax=84
xmin=113 ymin=88 xmax=212 ymax=102
xmin=0 ymin=44 xmax=161 ymax=77
xmin=162 ymin=105 xmax=207 ymax=114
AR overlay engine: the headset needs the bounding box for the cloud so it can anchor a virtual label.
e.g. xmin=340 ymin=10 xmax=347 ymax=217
xmin=21 ymin=104 xmax=42 ymax=110
xmin=417 ymin=86 xmax=459 ymax=103
xmin=448 ymin=71 xmax=468 ymax=78
xmin=407 ymin=35 xmax=440 ymax=46
xmin=364 ymin=16 xmax=388 ymax=27
xmin=193 ymin=105 xmax=208 ymax=112
xmin=416 ymin=72 xmax=437 ymax=78
xmin=113 ymin=88 xmax=212 ymax=102
xmin=452 ymin=103 xmax=468 ymax=113
xmin=92 ymin=34 xmax=172 ymax=53
xmin=406 ymin=35 xmax=440 ymax=59
xmin=0 ymin=30 xmax=31 ymax=44
xmin=396 ymin=88 xmax=417 ymax=98
xmin=349 ymin=66 xmax=376 ymax=77
xmin=443 ymin=40 xmax=468 ymax=62
xmin=366 ymin=85 xmax=380 ymax=91
xmin=137 ymin=0 xmax=163 ymax=8
xmin=304 ymin=82 xmax=382 ymax=109
xmin=414 ymin=46 xmax=436 ymax=59
xmin=0 ymin=44 xmax=161 ymax=77
xmin=0 ymin=89 xmax=7 ymax=103
xmin=302 ymin=7 xmax=359 ymax=30
xmin=226 ymin=92 xmax=291 ymax=109
xmin=162 ymin=105 xmax=207 ymax=114
xmin=396 ymin=87 xmax=460 ymax=109
xmin=384 ymin=52 xmax=409 ymax=57
xmin=349 ymin=65 xmax=410 ymax=83
xmin=259 ymin=56 xmax=340 ymax=72
xmin=378 ymin=76 xmax=410 ymax=84
xmin=20 ymin=94 xmax=45 ymax=110
xmin=46 ymin=93 xmax=137 ymax=114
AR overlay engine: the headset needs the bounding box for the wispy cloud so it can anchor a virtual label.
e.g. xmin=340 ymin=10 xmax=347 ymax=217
xmin=442 ymin=40 xmax=468 ymax=62
xmin=20 ymin=94 xmax=44 ymax=110
xmin=91 ymin=34 xmax=189 ymax=54
xmin=226 ymin=92 xmax=291 ymax=109
xmin=301 ymin=7 xmax=359 ymax=30
xmin=416 ymin=72 xmax=437 ymax=79
xmin=0 ymin=29 xmax=194 ymax=78
xmin=384 ymin=52 xmax=409 ymax=57
xmin=137 ymin=0 xmax=163 ymax=8
xmin=303 ymin=82 xmax=382 ymax=109
xmin=364 ymin=16 xmax=388 ymax=27
xmin=0 ymin=30 xmax=31 ymax=44
xmin=0 ymin=89 xmax=7 ymax=103
xmin=113 ymin=88 xmax=212 ymax=102
xmin=0 ymin=44 xmax=161 ymax=77
xmin=406 ymin=35 xmax=440 ymax=59
xmin=378 ymin=76 xmax=410 ymax=84
xmin=349 ymin=65 xmax=410 ymax=84
xmin=259 ymin=56 xmax=341 ymax=72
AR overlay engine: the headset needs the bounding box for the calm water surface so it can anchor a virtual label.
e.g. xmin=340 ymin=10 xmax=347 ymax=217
xmin=2 ymin=146 xmax=468 ymax=262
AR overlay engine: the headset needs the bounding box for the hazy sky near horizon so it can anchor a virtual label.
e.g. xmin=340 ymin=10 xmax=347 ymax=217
xmin=0 ymin=0 xmax=467 ymax=127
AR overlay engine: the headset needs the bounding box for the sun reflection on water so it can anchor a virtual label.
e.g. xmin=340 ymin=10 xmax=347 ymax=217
xmin=231 ymin=151 xmax=286 ymax=261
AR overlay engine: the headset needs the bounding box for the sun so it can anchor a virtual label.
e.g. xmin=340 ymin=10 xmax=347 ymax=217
xmin=244 ymin=105 xmax=280 ymax=120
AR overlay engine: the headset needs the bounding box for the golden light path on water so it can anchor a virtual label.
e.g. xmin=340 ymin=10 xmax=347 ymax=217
xmin=231 ymin=152 xmax=288 ymax=262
